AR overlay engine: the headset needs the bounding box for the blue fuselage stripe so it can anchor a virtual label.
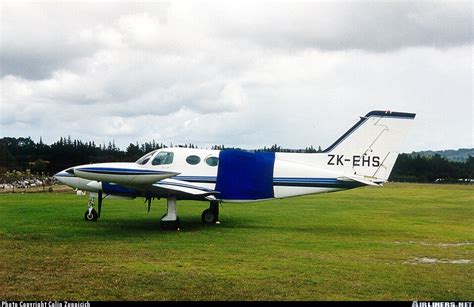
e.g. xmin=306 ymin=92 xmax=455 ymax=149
xmin=173 ymin=176 xmax=360 ymax=189
xmin=78 ymin=167 xmax=170 ymax=175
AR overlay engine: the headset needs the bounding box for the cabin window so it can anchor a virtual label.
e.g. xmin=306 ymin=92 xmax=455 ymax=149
xmin=186 ymin=155 xmax=201 ymax=165
xmin=135 ymin=151 xmax=156 ymax=165
xmin=205 ymin=156 xmax=219 ymax=167
xmin=152 ymin=152 xmax=174 ymax=165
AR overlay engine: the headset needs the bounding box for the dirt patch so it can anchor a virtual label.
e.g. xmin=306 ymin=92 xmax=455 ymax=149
xmin=394 ymin=241 xmax=474 ymax=247
xmin=0 ymin=184 xmax=73 ymax=194
xmin=404 ymin=257 xmax=471 ymax=264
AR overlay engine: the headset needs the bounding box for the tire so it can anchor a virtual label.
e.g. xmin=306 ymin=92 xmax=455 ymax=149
xmin=84 ymin=209 xmax=98 ymax=221
xmin=201 ymin=209 xmax=217 ymax=224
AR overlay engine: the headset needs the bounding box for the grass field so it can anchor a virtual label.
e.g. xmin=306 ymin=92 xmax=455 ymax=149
xmin=0 ymin=183 xmax=473 ymax=301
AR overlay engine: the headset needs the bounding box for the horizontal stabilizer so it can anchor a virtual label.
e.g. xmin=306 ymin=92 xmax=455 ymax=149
xmin=337 ymin=175 xmax=384 ymax=187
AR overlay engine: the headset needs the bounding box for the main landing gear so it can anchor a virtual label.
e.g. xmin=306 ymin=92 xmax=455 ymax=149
xmin=159 ymin=198 xmax=220 ymax=230
xmin=160 ymin=196 xmax=181 ymax=230
xmin=201 ymin=201 xmax=220 ymax=224
xmin=84 ymin=191 xmax=103 ymax=222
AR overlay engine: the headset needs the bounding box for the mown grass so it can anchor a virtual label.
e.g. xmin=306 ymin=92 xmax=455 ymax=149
xmin=0 ymin=183 xmax=473 ymax=300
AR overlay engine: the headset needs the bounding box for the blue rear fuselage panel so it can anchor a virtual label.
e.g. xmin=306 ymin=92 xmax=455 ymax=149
xmin=215 ymin=150 xmax=275 ymax=200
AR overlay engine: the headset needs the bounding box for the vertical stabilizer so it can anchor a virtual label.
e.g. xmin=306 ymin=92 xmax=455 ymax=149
xmin=323 ymin=110 xmax=416 ymax=181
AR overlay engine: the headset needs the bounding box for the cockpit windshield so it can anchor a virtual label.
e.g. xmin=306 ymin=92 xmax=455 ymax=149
xmin=135 ymin=150 xmax=157 ymax=165
xmin=152 ymin=152 xmax=174 ymax=165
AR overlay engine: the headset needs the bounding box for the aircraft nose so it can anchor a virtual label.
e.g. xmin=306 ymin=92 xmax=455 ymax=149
xmin=54 ymin=168 xmax=76 ymax=182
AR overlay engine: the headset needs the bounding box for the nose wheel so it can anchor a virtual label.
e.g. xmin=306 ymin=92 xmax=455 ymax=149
xmin=84 ymin=208 xmax=98 ymax=221
xmin=84 ymin=192 xmax=102 ymax=222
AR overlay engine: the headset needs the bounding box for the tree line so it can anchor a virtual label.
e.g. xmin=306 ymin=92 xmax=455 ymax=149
xmin=0 ymin=136 xmax=472 ymax=183
xmin=390 ymin=153 xmax=473 ymax=183
xmin=0 ymin=136 xmax=168 ymax=176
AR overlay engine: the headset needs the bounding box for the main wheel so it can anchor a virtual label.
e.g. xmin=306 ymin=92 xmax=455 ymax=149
xmin=84 ymin=209 xmax=98 ymax=221
xmin=201 ymin=208 xmax=217 ymax=224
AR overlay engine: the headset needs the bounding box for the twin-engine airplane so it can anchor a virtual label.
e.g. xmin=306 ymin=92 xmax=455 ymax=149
xmin=55 ymin=110 xmax=415 ymax=230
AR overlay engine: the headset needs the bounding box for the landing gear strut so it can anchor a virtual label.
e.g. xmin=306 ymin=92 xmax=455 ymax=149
xmin=201 ymin=201 xmax=219 ymax=224
xmin=84 ymin=191 xmax=103 ymax=222
xmin=160 ymin=197 xmax=181 ymax=230
xmin=84 ymin=196 xmax=98 ymax=221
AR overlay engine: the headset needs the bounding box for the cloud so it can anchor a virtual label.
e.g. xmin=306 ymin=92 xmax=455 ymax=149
xmin=0 ymin=2 xmax=472 ymax=151
xmin=207 ymin=2 xmax=472 ymax=51
xmin=0 ymin=2 xmax=172 ymax=79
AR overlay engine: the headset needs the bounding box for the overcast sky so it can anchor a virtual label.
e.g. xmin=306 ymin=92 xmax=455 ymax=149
xmin=1 ymin=1 xmax=472 ymax=152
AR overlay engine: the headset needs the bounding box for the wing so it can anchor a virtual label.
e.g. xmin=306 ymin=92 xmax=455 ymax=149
xmin=153 ymin=179 xmax=219 ymax=201
xmin=83 ymin=177 xmax=219 ymax=201
xmin=71 ymin=163 xmax=219 ymax=200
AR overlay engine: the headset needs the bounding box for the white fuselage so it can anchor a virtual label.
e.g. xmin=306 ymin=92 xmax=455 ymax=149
xmin=56 ymin=147 xmax=354 ymax=202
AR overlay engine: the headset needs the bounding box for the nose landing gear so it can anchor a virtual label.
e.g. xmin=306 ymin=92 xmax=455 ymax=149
xmin=84 ymin=197 xmax=98 ymax=221
xmin=84 ymin=191 xmax=103 ymax=222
